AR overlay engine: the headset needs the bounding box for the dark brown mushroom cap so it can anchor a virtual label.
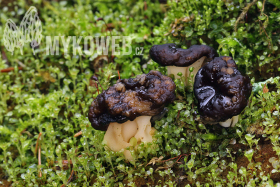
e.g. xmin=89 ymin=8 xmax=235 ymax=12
xmin=194 ymin=56 xmax=252 ymax=124
xmin=149 ymin=44 xmax=218 ymax=67
xmin=88 ymin=70 xmax=176 ymax=131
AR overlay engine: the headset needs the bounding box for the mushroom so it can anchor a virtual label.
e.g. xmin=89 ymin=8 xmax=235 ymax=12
xmin=194 ymin=56 xmax=252 ymax=127
xmin=88 ymin=70 xmax=176 ymax=160
xmin=149 ymin=44 xmax=218 ymax=84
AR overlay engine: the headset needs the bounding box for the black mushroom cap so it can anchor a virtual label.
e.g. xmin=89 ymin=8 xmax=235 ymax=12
xmin=194 ymin=56 xmax=252 ymax=124
xmin=149 ymin=44 xmax=218 ymax=67
xmin=88 ymin=70 xmax=176 ymax=131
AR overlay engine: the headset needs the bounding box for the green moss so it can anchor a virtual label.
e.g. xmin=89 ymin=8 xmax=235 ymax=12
xmin=0 ymin=0 xmax=280 ymax=186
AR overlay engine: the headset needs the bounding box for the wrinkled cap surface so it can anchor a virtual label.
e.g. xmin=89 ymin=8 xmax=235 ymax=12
xmin=88 ymin=70 xmax=176 ymax=131
xmin=149 ymin=44 xmax=218 ymax=67
xmin=194 ymin=56 xmax=252 ymax=124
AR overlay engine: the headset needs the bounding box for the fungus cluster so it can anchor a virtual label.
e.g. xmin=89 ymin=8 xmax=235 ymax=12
xmin=149 ymin=44 xmax=252 ymax=128
xmin=87 ymin=44 xmax=252 ymax=161
xmin=149 ymin=44 xmax=218 ymax=84
xmin=88 ymin=70 xmax=176 ymax=160
xmin=194 ymin=56 xmax=252 ymax=127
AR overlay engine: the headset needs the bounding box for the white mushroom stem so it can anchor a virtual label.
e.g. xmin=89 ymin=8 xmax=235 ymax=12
xmin=102 ymin=116 xmax=155 ymax=161
xmin=219 ymin=115 xmax=239 ymax=128
xmin=167 ymin=56 xmax=206 ymax=85
xmin=185 ymin=56 xmax=206 ymax=85
xmin=167 ymin=66 xmax=189 ymax=80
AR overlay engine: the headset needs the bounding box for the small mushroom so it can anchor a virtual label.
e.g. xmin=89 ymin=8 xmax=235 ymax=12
xmin=194 ymin=56 xmax=252 ymax=127
xmin=88 ymin=70 xmax=176 ymax=160
xmin=149 ymin=44 xmax=218 ymax=84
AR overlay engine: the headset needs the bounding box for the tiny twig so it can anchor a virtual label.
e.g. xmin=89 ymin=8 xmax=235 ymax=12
xmin=74 ymin=131 xmax=82 ymax=138
xmin=36 ymin=133 xmax=42 ymax=178
xmin=20 ymin=128 xmax=27 ymax=135
xmin=258 ymin=19 xmax=272 ymax=49
xmin=0 ymin=67 xmax=23 ymax=73
xmin=60 ymin=170 xmax=75 ymax=187
xmin=176 ymin=154 xmax=186 ymax=164
xmin=67 ymin=170 xmax=75 ymax=184
xmin=262 ymin=0 xmax=266 ymax=13
xmin=160 ymin=154 xmax=189 ymax=163
xmin=118 ymin=70 xmax=120 ymax=80
xmin=176 ymin=110 xmax=181 ymax=119
xmin=38 ymin=145 xmax=42 ymax=178
xmin=35 ymin=133 xmax=42 ymax=157
xmin=234 ymin=0 xmax=258 ymax=31
xmin=91 ymin=76 xmax=104 ymax=92
xmin=256 ymin=0 xmax=273 ymax=51
xmin=95 ymin=82 xmax=99 ymax=94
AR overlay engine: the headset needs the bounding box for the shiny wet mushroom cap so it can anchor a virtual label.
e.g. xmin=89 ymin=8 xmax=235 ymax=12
xmin=149 ymin=44 xmax=218 ymax=84
xmin=194 ymin=56 xmax=252 ymax=124
xmin=149 ymin=44 xmax=217 ymax=67
xmin=88 ymin=70 xmax=176 ymax=131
